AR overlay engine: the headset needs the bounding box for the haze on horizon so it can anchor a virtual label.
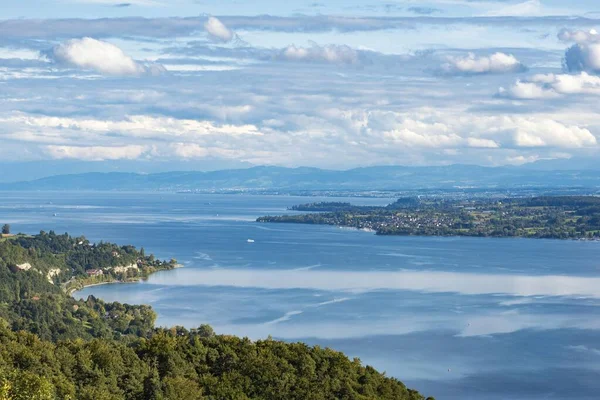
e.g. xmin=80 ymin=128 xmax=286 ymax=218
xmin=2 ymin=0 xmax=600 ymax=176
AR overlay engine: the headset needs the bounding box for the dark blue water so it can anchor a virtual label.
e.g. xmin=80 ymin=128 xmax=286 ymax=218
xmin=2 ymin=191 xmax=600 ymax=399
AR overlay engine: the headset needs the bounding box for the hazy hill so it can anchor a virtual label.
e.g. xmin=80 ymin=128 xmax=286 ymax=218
xmin=2 ymin=165 xmax=600 ymax=191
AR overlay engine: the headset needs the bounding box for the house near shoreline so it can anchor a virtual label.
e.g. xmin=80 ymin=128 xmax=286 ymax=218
xmin=86 ymin=269 xmax=104 ymax=277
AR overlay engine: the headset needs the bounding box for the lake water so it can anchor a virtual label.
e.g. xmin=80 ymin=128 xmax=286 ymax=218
xmin=2 ymin=191 xmax=600 ymax=399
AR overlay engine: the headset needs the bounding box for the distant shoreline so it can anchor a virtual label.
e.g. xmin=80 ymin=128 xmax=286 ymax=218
xmin=259 ymin=196 xmax=600 ymax=241
xmin=260 ymin=219 xmax=600 ymax=242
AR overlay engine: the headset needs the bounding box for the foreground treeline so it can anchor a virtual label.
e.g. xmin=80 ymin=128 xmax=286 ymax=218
xmin=0 ymin=233 xmax=429 ymax=400
xmin=260 ymin=196 xmax=600 ymax=240
xmin=0 ymin=323 xmax=427 ymax=400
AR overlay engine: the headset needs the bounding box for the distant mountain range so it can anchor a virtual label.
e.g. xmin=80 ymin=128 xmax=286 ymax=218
xmin=2 ymin=165 xmax=600 ymax=192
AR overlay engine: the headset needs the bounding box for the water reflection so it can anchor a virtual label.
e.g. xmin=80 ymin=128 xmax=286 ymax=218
xmin=148 ymin=268 xmax=600 ymax=298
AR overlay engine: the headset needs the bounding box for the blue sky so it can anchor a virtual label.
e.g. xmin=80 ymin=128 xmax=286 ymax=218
xmin=1 ymin=0 xmax=600 ymax=170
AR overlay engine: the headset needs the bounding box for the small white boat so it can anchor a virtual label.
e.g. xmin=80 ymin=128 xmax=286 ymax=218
xmin=247 ymin=239 xmax=255 ymax=243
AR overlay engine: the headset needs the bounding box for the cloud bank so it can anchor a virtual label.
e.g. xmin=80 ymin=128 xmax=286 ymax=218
xmin=558 ymin=28 xmax=600 ymax=43
xmin=442 ymin=52 xmax=526 ymax=75
xmin=45 ymin=145 xmax=147 ymax=160
xmin=279 ymin=44 xmax=359 ymax=64
xmin=500 ymin=72 xmax=600 ymax=99
xmin=47 ymin=37 xmax=165 ymax=76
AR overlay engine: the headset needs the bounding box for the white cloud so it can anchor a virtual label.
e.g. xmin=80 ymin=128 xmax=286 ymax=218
xmin=499 ymin=80 xmax=560 ymax=100
xmin=0 ymin=105 xmax=597 ymax=166
xmin=0 ymin=47 xmax=41 ymax=60
xmin=500 ymin=72 xmax=600 ymax=99
xmin=366 ymin=108 xmax=597 ymax=149
xmin=564 ymin=42 xmax=600 ymax=73
xmin=316 ymin=108 xmax=597 ymax=151
xmin=170 ymin=143 xmax=209 ymax=158
xmin=558 ymin=28 xmax=600 ymax=43
xmin=467 ymin=138 xmax=500 ymax=148
xmin=1 ymin=114 xmax=261 ymax=140
xmin=534 ymin=72 xmax=600 ymax=94
xmin=485 ymin=0 xmax=543 ymax=17
xmin=163 ymin=144 xmax=271 ymax=162
xmin=504 ymin=154 xmax=541 ymax=165
xmin=204 ymin=17 xmax=235 ymax=42
xmin=383 ymin=129 xmax=461 ymax=148
xmin=44 ymin=145 xmax=147 ymax=161
xmin=512 ymin=119 xmax=595 ymax=148
xmin=280 ymin=44 xmax=359 ymax=65
xmin=47 ymin=37 xmax=165 ymax=76
xmin=442 ymin=52 xmax=526 ymax=75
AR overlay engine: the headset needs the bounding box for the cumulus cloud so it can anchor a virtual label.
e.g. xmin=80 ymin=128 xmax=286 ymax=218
xmin=498 ymin=80 xmax=560 ymax=100
xmin=44 ymin=145 xmax=147 ymax=161
xmin=320 ymin=108 xmax=597 ymax=151
xmin=558 ymin=28 xmax=600 ymax=44
xmin=500 ymin=72 xmax=600 ymax=99
xmin=533 ymin=72 xmax=600 ymax=94
xmin=511 ymin=119 xmax=595 ymax=148
xmin=564 ymin=42 xmax=600 ymax=74
xmin=279 ymin=43 xmax=359 ymax=64
xmin=46 ymin=37 xmax=165 ymax=76
xmin=442 ymin=52 xmax=526 ymax=75
xmin=204 ymin=17 xmax=235 ymax=42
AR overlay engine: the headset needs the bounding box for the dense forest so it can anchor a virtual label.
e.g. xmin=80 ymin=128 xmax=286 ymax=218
xmin=0 ymin=230 xmax=177 ymax=293
xmin=260 ymin=196 xmax=600 ymax=240
xmin=0 ymin=232 xmax=429 ymax=400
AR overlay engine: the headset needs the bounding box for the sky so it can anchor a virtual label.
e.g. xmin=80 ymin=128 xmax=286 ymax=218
xmin=2 ymin=0 xmax=600 ymax=171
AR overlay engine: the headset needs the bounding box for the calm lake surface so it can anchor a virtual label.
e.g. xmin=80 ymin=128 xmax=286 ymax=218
xmin=2 ymin=191 xmax=600 ymax=399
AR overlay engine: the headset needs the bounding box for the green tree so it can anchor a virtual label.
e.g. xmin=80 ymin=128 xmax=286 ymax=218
xmin=1 ymin=225 xmax=10 ymax=235
xmin=143 ymin=368 xmax=164 ymax=400
xmin=0 ymin=370 xmax=55 ymax=400
xmin=163 ymin=377 xmax=203 ymax=400
xmin=196 ymin=324 xmax=215 ymax=338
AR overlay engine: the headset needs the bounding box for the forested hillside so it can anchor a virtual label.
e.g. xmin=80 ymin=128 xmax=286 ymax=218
xmin=0 ymin=232 xmax=429 ymax=400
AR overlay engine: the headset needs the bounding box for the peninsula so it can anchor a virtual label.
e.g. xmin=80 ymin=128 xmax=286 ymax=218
xmin=258 ymin=196 xmax=600 ymax=240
